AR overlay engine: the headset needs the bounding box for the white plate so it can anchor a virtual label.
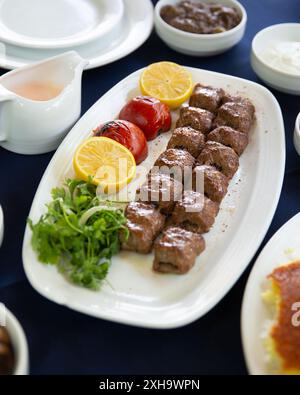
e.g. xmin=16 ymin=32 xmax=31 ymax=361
xmin=22 ymin=67 xmax=285 ymax=329
xmin=241 ymin=213 xmax=300 ymax=375
xmin=0 ymin=0 xmax=153 ymax=70
xmin=0 ymin=0 xmax=124 ymax=49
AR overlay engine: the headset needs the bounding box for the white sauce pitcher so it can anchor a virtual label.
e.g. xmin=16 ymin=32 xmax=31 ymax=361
xmin=0 ymin=51 xmax=88 ymax=154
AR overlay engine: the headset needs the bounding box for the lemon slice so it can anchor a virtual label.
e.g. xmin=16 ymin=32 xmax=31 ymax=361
xmin=140 ymin=61 xmax=193 ymax=109
xmin=73 ymin=137 xmax=136 ymax=193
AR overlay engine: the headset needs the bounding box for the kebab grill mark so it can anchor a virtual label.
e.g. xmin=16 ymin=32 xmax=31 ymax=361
xmin=121 ymin=83 xmax=255 ymax=275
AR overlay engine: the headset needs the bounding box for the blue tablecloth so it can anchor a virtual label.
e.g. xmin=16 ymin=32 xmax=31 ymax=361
xmin=0 ymin=0 xmax=299 ymax=375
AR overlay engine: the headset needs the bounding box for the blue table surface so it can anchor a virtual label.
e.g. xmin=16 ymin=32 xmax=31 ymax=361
xmin=0 ymin=0 xmax=299 ymax=375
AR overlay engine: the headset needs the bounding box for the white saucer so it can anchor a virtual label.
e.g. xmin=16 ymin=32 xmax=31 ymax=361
xmin=0 ymin=0 xmax=124 ymax=49
xmin=0 ymin=0 xmax=154 ymax=70
xmin=0 ymin=205 xmax=3 ymax=246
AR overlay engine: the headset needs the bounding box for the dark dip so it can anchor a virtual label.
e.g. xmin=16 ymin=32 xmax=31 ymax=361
xmin=160 ymin=1 xmax=241 ymax=34
xmin=0 ymin=326 xmax=15 ymax=375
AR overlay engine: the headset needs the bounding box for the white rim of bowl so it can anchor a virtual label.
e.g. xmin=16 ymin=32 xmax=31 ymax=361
xmin=296 ymin=112 xmax=300 ymax=134
xmin=155 ymin=0 xmax=247 ymax=39
xmin=252 ymin=23 xmax=300 ymax=78
xmin=0 ymin=205 xmax=3 ymax=242
xmin=295 ymin=112 xmax=300 ymax=154
xmin=5 ymin=309 xmax=29 ymax=375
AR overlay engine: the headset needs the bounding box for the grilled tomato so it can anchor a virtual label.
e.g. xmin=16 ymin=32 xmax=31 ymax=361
xmin=93 ymin=120 xmax=148 ymax=165
xmin=119 ymin=96 xmax=172 ymax=141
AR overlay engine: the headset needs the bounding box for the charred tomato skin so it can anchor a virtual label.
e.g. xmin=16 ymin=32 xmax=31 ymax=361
xmin=93 ymin=120 xmax=148 ymax=164
xmin=119 ymin=96 xmax=172 ymax=141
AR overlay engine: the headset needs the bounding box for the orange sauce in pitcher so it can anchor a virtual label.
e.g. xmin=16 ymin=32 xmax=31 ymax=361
xmin=11 ymin=82 xmax=63 ymax=101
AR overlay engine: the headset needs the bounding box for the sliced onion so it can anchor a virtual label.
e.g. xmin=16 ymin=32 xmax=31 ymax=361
xmin=79 ymin=205 xmax=119 ymax=227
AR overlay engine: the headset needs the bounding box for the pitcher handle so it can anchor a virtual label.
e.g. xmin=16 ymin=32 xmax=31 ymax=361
xmin=0 ymin=92 xmax=14 ymax=142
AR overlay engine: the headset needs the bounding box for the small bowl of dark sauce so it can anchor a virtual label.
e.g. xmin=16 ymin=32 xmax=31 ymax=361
xmin=155 ymin=0 xmax=247 ymax=56
xmin=0 ymin=326 xmax=15 ymax=375
xmin=0 ymin=307 xmax=28 ymax=375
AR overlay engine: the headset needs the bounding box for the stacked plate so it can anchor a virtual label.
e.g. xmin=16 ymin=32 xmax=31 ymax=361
xmin=0 ymin=0 xmax=154 ymax=70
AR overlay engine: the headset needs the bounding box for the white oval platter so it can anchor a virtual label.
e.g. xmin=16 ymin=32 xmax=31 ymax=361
xmin=22 ymin=66 xmax=285 ymax=329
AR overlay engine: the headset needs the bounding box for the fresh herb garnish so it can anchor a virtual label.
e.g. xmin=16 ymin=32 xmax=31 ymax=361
xmin=28 ymin=178 xmax=129 ymax=290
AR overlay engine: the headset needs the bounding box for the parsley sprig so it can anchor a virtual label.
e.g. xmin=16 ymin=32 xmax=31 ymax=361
xmin=28 ymin=178 xmax=128 ymax=290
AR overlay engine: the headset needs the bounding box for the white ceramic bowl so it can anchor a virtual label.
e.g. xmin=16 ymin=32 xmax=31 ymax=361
xmin=251 ymin=24 xmax=300 ymax=95
xmin=3 ymin=307 xmax=29 ymax=375
xmin=294 ymin=112 xmax=300 ymax=155
xmin=154 ymin=0 xmax=247 ymax=56
xmin=0 ymin=206 xmax=3 ymax=247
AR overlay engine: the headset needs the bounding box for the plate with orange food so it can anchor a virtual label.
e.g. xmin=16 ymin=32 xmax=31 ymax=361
xmin=22 ymin=62 xmax=285 ymax=328
xmin=242 ymin=213 xmax=300 ymax=375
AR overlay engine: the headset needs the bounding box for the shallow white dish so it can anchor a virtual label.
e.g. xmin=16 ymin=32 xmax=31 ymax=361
xmin=251 ymin=24 xmax=300 ymax=95
xmin=23 ymin=67 xmax=285 ymax=329
xmin=2 ymin=306 xmax=29 ymax=375
xmin=155 ymin=0 xmax=247 ymax=56
xmin=0 ymin=205 xmax=3 ymax=247
xmin=0 ymin=0 xmax=153 ymax=70
xmin=294 ymin=112 xmax=300 ymax=155
xmin=241 ymin=213 xmax=300 ymax=375
xmin=0 ymin=0 xmax=124 ymax=49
